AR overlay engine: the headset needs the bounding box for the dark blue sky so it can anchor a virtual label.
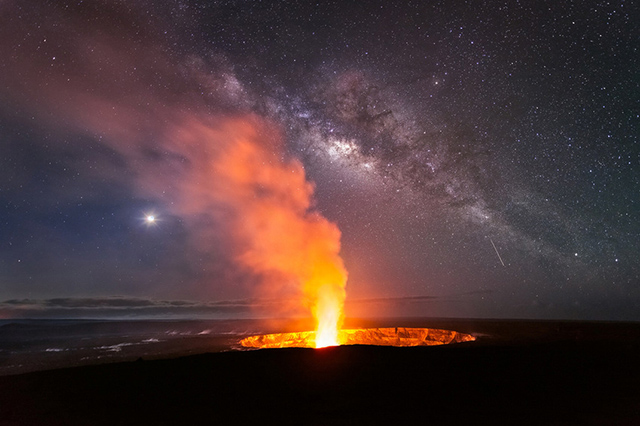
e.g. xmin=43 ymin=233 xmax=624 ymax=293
xmin=1 ymin=0 xmax=638 ymax=320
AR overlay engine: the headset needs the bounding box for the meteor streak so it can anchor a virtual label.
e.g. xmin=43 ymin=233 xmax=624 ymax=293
xmin=490 ymin=238 xmax=505 ymax=267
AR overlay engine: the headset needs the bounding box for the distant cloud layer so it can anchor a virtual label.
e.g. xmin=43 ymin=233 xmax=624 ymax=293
xmin=0 ymin=297 xmax=263 ymax=319
xmin=0 ymin=294 xmax=472 ymax=319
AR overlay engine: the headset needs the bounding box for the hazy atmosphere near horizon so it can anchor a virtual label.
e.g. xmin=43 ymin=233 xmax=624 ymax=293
xmin=0 ymin=0 xmax=638 ymax=321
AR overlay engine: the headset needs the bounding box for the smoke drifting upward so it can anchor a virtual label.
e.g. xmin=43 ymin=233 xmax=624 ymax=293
xmin=0 ymin=1 xmax=347 ymax=329
xmin=212 ymin=119 xmax=347 ymax=341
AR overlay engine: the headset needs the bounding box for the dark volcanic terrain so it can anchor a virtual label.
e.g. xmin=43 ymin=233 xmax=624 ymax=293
xmin=1 ymin=320 xmax=639 ymax=425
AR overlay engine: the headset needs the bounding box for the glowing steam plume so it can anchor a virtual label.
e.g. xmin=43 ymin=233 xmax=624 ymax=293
xmin=0 ymin=1 xmax=348 ymax=347
xmin=211 ymin=120 xmax=347 ymax=347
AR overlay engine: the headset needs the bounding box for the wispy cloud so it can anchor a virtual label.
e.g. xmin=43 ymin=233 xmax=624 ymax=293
xmin=0 ymin=296 xmax=290 ymax=319
xmin=348 ymin=295 xmax=439 ymax=305
xmin=347 ymin=290 xmax=494 ymax=306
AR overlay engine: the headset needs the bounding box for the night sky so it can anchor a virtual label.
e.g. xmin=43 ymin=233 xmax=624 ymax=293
xmin=1 ymin=0 xmax=638 ymax=320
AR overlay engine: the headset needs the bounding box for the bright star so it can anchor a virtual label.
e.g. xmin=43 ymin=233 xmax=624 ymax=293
xmin=146 ymin=215 xmax=155 ymax=223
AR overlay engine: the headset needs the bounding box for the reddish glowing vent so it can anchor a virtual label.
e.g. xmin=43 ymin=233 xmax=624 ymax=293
xmin=240 ymin=327 xmax=475 ymax=349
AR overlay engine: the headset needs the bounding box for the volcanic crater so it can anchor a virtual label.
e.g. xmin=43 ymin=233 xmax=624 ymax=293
xmin=240 ymin=327 xmax=476 ymax=349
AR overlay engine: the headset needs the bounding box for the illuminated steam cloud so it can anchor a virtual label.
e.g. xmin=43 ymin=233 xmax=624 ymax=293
xmin=0 ymin=1 xmax=347 ymax=332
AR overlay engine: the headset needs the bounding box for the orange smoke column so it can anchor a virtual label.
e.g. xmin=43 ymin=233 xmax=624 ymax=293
xmin=0 ymin=0 xmax=347 ymax=343
xmin=211 ymin=118 xmax=347 ymax=347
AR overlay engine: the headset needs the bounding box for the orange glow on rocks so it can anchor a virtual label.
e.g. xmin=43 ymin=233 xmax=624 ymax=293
xmin=240 ymin=327 xmax=476 ymax=349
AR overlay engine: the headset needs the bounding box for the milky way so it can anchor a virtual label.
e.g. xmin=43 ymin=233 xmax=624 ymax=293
xmin=0 ymin=0 xmax=638 ymax=320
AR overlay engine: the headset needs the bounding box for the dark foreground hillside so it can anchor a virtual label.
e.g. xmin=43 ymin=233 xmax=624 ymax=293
xmin=1 ymin=321 xmax=639 ymax=425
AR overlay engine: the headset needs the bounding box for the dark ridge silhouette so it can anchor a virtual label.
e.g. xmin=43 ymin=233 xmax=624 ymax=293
xmin=1 ymin=320 xmax=640 ymax=425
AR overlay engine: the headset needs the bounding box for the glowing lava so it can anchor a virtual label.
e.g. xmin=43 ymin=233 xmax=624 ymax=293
xmin=240 ymin=327 xmax=476 ymax=349
xmin=312 ymin=285 xmax=344 ymax=348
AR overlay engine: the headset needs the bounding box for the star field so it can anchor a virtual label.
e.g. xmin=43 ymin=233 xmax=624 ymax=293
xmin=0 ymin=0 xmax=638 ymax=320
